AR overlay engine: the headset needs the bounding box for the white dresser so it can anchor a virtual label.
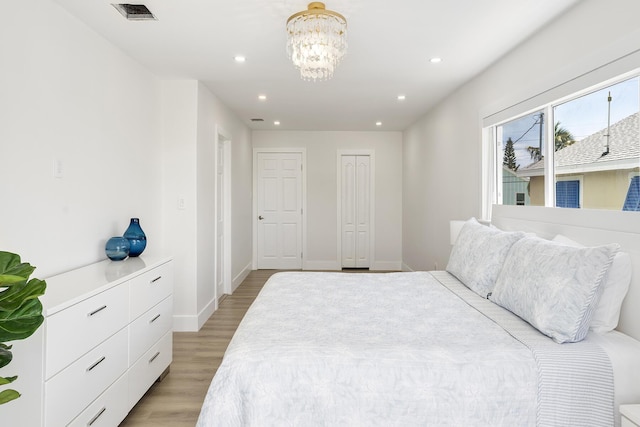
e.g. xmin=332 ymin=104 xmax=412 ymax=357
xmin=38 ymin=255 xmax=173 ymax=426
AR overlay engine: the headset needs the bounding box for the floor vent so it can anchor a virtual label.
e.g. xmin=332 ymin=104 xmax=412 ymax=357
xmin=112 ymin=4 xmax=157 ymax=21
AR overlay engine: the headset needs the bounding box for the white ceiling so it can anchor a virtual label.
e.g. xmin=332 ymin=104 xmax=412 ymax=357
xmin=52 ymin=0 xmax=580 ymax=131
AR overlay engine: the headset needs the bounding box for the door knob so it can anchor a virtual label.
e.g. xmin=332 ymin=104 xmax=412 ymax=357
xmin=258 ymin=215 xmax=264 ymax=220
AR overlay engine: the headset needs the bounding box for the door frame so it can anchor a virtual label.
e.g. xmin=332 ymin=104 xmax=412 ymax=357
xmin=215 ymin=125 xmax=232 ymax=297
xmin=252 ymin=147 xmax=307 ymax=270
xmin=336 ymin=149 xmax=376 ymax=269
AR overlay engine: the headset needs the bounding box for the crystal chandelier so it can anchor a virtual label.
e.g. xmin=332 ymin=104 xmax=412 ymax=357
xmin=286 ymin=2 xmax=347 ymax=81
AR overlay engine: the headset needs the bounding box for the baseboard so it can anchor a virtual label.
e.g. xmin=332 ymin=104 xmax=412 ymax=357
xmin=303 ymin=260 xmax=341 ymax=271
xmin=197 ymin=297 xmax=217 ymax=330
xmin=371 ymin=261 xmax=402 ymax=271
xmin=232 ymin=262 xmax=252 ymax=292
xmin=401 ymin=262 xmax=415 ymax=272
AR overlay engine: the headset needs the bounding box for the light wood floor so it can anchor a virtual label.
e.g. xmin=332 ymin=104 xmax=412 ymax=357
xmin=120 ymin=269 xmax=278 ymax=427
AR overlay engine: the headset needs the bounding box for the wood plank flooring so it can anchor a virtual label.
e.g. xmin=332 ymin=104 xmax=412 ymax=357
xmin=120 ymin=269 xmax=277 ymax=426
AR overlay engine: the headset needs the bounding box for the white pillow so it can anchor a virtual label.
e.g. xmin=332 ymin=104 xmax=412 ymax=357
xmin=552 ymin=234 xmax=631 ymax=333
xmin=446 ymin=218 xmax=525 ymax=298
xmin=490 ymin=236 xmax=619 ymax=343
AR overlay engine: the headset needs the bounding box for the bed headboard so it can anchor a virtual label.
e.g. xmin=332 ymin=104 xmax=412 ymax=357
xmin=491 ymin=204 xmax=640 ymax=342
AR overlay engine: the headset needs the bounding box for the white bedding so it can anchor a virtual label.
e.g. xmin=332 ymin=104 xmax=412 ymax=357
xmin=197 ymin=271 xmax=629 ymax=427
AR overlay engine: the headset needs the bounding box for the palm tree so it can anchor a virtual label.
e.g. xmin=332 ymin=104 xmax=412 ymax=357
xmin=554 ymin=122 xmax=575 ymax=151
xmin=526 ymin=121 xmax=575 ymax=161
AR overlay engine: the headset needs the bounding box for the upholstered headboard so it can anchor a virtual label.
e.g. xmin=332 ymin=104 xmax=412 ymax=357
xmin=491 ymin=204 xmax=640 ymax=342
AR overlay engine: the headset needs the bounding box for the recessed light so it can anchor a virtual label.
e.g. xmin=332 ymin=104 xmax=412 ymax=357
xmin=274 ymin=121 xmax=281 ymax=126
xmin=234 ymin=55 xmax=246 ymax=63
xmin=258 ymin=95 xmax=267 ymax=101
xmin=430 ymin=57 xmax=442 ymax=64
xmin=375 ymin=121 xmax=382 ymax=126
xmin=397 ymin=95 xmax=406 ymax=101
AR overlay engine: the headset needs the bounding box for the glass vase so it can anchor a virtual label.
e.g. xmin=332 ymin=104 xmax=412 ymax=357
xmin=105 ymin=236 xmax=130 ymax=261
xmin=123 ymin=217 xmax=147 ymax=257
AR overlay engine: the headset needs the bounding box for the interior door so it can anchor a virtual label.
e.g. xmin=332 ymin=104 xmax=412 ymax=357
xmin=341 ymin=155 xmax=370 ymax=268
xmin=257 ymin=152 xmax=302 ymax=269
xmin=215 ymin=141 xmax=225 ymax=299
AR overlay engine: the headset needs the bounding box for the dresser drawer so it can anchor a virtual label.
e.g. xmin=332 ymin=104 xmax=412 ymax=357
xmin=45 ymin=327 xmax=128 ymax=427
xmin=129 ymin=295 xmax=173 ymax=364
xmin=128 ymin=330 xmax=172 ymax=410
xmin=129 ymin=261 xmax=173 ymax=321
xmin=68 ymin=372 xmax=129 ymax=427
xmin=45 ymin=283 xmax=129 ymax=379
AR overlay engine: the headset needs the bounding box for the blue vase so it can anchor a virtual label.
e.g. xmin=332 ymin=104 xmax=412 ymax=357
xmin=105 ymin=236 xmax=130 ymax=261
xmin=124 ymin=217 xmax=147 ymax=257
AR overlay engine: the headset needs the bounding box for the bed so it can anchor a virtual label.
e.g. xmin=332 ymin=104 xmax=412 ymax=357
xmin=197 ymin=205 xmax=640 ymax=426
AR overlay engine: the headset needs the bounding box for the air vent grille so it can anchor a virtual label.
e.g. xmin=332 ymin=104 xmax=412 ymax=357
xmin=250 ymin=118 xmax=264 ymax=122
xmin=112 ymin=4 xmax=157 ymax=21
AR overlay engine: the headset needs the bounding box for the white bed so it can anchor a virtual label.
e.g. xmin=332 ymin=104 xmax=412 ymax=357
xmin=197 ymin=205 xmax=640 ymax=427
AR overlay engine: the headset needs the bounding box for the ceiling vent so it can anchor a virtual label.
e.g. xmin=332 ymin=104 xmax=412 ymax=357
xmin=112 ymin=4 xmax=157 ymax=21
xmin=251 ymin=118 xmax=264 ymax=122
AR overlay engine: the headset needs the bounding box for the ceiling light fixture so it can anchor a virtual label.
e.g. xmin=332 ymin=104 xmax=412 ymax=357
xmin=234 ymin=55 xmax=246 ymax=63
xmin=286 ymin=2 xmax=347 ymax=82
xmin=274 ymin=121 xmax=281 ymax=126
xmin=376 ymin=121 xmax=382 ymax=127
xmin=430 ymin=57 xmax=442 ymax=64
xmin=258 ymin=95 xmax=267 ymax=101
xmin=397 ymin=95 xmax=406 ymax=101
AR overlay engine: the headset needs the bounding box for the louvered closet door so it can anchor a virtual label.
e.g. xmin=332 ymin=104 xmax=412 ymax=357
xmin=341 ymin=155 xmax=370 ymax=268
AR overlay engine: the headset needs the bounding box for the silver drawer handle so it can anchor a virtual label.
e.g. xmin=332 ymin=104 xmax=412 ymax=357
xmin=86 ymin=356 xmax=106 ymax=372
xmin=150 ymin=314 xmax=161 ymax=323
xmin=150 ymin=275 xmax=162 ymax=283
xmin=149 ymin=351 xmax=161 ymax=364
xmin=87 ymin=407 xmax=106 ymax=426
xmin=88 ymin=305 xmax=107 ymax=317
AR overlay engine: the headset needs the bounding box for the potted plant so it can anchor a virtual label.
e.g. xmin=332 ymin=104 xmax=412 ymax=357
xmin=0 ymin=251 xmax=46 ymax=405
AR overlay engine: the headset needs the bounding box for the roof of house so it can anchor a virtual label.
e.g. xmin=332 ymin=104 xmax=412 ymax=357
xmin=518 ymin=112 xmax=639 ymax=176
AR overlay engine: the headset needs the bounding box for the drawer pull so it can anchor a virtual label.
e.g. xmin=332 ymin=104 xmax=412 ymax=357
xmin=150 ymin=313 xmax=161 ymax=323
xmin=87 ymin=406 xmax=106 ymax=426
xmin=150 ymin=275 xmax=162 ymax=283
xmin=149 ymin=351 xmax=161 ymax=364
xmin=86 ymin=356 xmax=106 ymax=372
xmin=88 ymin=305 xmax=107 ymax=317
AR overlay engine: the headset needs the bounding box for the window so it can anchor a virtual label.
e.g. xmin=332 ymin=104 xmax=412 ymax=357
xmin=488 ymin=75 xmax=640 ymax=212
xmin=556 ymin=179 xmax=580 ymax=208
xmin=623 ymin=175 xmax=640 ymax=211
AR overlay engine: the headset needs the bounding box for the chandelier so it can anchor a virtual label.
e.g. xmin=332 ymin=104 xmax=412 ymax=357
xmin=286 ymin=2 xmax=347 ymax=81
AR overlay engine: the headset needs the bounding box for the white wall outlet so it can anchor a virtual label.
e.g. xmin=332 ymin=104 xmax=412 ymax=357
xmin=177 ymin=196 xmax=185 ymax=210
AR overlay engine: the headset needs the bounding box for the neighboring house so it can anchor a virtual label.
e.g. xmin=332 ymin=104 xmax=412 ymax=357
xmin=502 ymin=166 xmax=530 ymax=206
xmin=518 ymin=112 xmax=640 ymax=210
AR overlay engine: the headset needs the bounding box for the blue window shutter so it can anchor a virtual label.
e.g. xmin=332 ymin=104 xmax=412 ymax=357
xmin=622 ymin=176 xmax=640 ymax=211
xmin=556 ymin=180 xmax=580 ymax=208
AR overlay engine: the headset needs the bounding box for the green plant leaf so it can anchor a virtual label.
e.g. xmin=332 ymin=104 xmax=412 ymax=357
xmin=0 ymin=375 xmax=17 ymax=385
xmin=0 ymin=389 xmax=20 ymax=405
xmin=0 ymin=343 xmax=12 ymax=369
xmin=0 ymin=278 xmax=46 ymax=312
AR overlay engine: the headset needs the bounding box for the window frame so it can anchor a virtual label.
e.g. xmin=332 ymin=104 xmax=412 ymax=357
xmin=482 ymin=70 xmax=640 ymax=217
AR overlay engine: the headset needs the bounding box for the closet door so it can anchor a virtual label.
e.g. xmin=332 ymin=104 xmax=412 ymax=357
xmin=341 ymin=155 xmax=370 ymax=268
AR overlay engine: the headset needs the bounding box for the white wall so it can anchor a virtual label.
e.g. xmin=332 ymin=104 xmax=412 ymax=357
xmin=162 ymin=81 xmax=253 ymax=331
xmin=1 ymin=0 xmax=163 ymax=423
xmin=253 ymin=131 xmax=403 ymax=270
xmin=402 ymin=0 xmax=640 ymax=272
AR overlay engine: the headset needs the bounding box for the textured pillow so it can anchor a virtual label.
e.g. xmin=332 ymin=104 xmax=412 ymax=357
xmin=552 ymin=235 xmax=631 ymax=333
xmin=490 ymin=236 xmax=619 ymax=343
xmin=446 ymin=218 xmax=525 ymax=298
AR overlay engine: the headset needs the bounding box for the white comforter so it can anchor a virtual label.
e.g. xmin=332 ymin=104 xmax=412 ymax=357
xmin=198 ymin=271 xmax=540 ymax=426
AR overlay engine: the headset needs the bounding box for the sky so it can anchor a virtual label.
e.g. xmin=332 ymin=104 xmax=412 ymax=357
xmin=501 ymin=77 xmax=639 ymax=169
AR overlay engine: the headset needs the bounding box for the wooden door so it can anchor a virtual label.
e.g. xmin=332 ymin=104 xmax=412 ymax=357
xmin=257 ymin=152 xmax=303 ymax=269
xmin=341 ymin=155 xmax=370 ymax=268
